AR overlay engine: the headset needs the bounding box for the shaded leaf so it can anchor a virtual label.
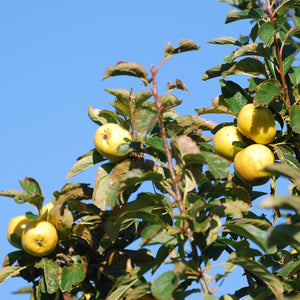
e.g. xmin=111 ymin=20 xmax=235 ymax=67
xmin=103 ymin=62 xmax=149 ymax=81
xmin=229 ymin=257 xmax=283 ymax=299
xmin=93 ymin=163 xmax=114 ymax=210
xmin=225 ymin=219 xmax=277 ymax=254
xmin=273 ymin=145 xmax=300 ymax=169
xmin=290 ymin=104 xmax=300 ymax=134
xmin=260 ymin=196 xmax=300 ymax=214
xmin=66 ymin=149 xmax=105 ymax=180
xmin=268 ymin=224 xmax=300 ymax=248
xmin=277 ymin=260 xmax=300 ymax=277
xmin=167 ymin=79 xmax=190 ymax=93
xmin=220 ymin=79 xmax=251 ymax=116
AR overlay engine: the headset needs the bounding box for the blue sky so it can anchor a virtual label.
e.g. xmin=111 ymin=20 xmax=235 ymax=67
xmin=0 ymin=1 xmax=292 ymax=299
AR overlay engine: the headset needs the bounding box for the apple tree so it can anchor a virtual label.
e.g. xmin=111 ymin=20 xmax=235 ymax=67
xmin=1 ymin=0 xmax=300 ymax=299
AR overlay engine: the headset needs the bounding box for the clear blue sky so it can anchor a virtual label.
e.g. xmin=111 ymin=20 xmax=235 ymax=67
xmin=0 ymin=1 xmax=291 ymax=299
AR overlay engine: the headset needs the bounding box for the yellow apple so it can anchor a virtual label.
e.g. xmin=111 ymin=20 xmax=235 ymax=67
xmin=94 ymin=123 xmax=132 ymax=162
xmin=237 ymin=103 xmax=276 ymax=144
xmin=234 ymin=144 xmax=275 ymax=186
xmin=213 ymin=126 xmax=244 ymax=161
xmin=7 ymin=215 xmax=31 ymax=249
xmin=22 ymin=220 xmax=58 ymax=256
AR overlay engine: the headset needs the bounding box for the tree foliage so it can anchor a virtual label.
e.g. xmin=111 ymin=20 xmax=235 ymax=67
xmin=1 ymin=0 xmax=300 ymax=299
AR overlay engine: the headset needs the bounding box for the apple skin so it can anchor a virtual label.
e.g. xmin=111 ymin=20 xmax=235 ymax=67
xmin=213 ymin=126 xmax=244 ymax=161
xmin=94 ymin=123 xmax=132 ymax=162
xmin=233 ymin=144 xmax=275 ymax=186
xmin=237 ymin=103 xmax=276 ymax=144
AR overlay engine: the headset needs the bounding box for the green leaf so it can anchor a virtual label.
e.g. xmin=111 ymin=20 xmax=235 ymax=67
xmin=167 ymin=79 xmax=190 ymax=93
xmin=202 ymin=63 xmax=235 ymax=81
xmin=66 ymin=149 xmax=105 ymax=180
xmin=141 ymin=227 xmax=177 ymax=247
xmin=254 ymin=79 xmax=283 ymax=105
xmin=147 ymin=137 xmax=166 ymax=155
xmin=164 ymin=39 xmax=200 ymax=58
xmin=226 ymin=58 xmax=267 ymax=77
xmin=87 ymin=105 xmax=127 ymax=128
xmin=93 ymin=163 xmax=114 ymax=210
xmin=225 ymin=219 xmax=277 ymax=254
xmin=260 ymin=196 xmax=300 ymax=214
xmin=133 ymin=107 xmax=158 ymax=142
xmin=40 ymin=259 xmax=60 ymax=294
xmin=229 ymin=257 xmax=283 ymax=299
xmin=103 ymin=61 xmax=149 ymax=82
xmin=289 ymin=66 xmax=300 ymax=85
xmin=290 ymin=104 xmax=300 ymax=134
xmin=233 ymin=43 xmax=271 ymax=60
xmin=268 ymin=224 xmax=300 ymax=249
xmin=273 ymin=145 xmax=300 ymax=169
xmin=220 ymin=79 xmax=251 ymax=116
xmin=225 ymin=8 xmax=264 ymax=24
xmin=151 ymin=271 xmax=179 ymax=300
xmin=277 ymin=260 xmax=300 ymax=277
xmin=263 ymin=163 xmax=300 ymax=186
xmin=285 ymin=25 xmax=300 ymax=42
xmin=259 ymin=22 xmax=276 ymax=47
xmin=60 ymin=263 xmax=86 ymax=292
xmin=19 ymin=177 xmax=42 ymax=196
xmin=134 ymin=90 xmax=153 ymax=109
xmin=208 ymin=36 xmax=242 ymax=46
xmin=0 ymin=266 xmax=27 ymax=284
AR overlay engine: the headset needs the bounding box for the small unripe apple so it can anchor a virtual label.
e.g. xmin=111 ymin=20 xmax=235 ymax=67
xmin=94 ymin=123 xmax=132 ymax=162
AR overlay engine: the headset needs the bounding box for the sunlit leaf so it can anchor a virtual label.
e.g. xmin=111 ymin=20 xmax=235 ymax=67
xmin=208 ymin=36 xmax=242 ymax=46
xmin=0 ymin=266 xmax=27 ymax=284
xmin=202 ymin=62 xmax=235 ymax=81
xmin=226 ymin=58 xmax=267 ymax=77
xmin=233 ymin=43 xmax=271 ymax=59
xmin=254 ymin=79 xmax=283 ymax=106
xmin=260 ymin=196 xmax=300 ymax=214
xmin=277 ymin=260 xmax=300 ymax=277
xmin=60 ymin=263 xmax=86 ymax=292
xmin=103 ymin=61 xmax=149 ymax=81
xmin=151 ymin=271 xmax=179 ymax=300
xmin=259 ymin=22 xmax=275 ymax=47
xmin=164 ymin=39 xmax=200 ymax=58
xmin=225 ymin=8 xmax=264 ymax=24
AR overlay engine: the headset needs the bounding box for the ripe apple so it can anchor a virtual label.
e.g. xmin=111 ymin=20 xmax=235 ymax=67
xmin=22 ymin=220 xmax=58 ymax=256
xmin=233 ymin=144 xmax=275 ymax=186
xmin=7 ymin=215 xmax=31 ymax=249
xmin=94 ymin=123 xmax=132 ymax=162
xmin=213 ymin=126 xmax=244 ymax=161
xmin=237 ymin=103 xmax=276 ymax=144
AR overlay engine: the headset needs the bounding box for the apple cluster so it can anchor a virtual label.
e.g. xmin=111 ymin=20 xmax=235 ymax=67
xmin=7 ymin=203 xmax=59 ymax=257
xmin=213 ymin=103 xmax=276 ymax=186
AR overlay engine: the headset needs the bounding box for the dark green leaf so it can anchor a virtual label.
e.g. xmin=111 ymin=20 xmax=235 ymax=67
xmin=164 ymin=39 xmax=200 ymax=58
xmin=202 ymin=63 xmax=235 ymax=81
xmin=289 ymin=66 xmax=300 ymax=85
xmin=285 ymin=25 xmax=300 ymax=42
xmin=225 ymin=220 xmax=277 ymax=254
xmin=226 ymin=58 xmax=267 ymax=77
xmin=220 ymin=79 xmax=251 ymax=116
xmin=254 ymin=79 xmax=283 ymax=105
xmin=103 ymin=61 xmax=149 ymax=82
xmin=290 ymin=104 xmax=300 ymax=134
xmin=268 ymin=224 xmax=300 ymax=248
xmin=66 ymin=149 xmax=105 ymax=180
xmin=60 ymin=263 xmax=86 ymax=292
xmin=225 ymin=8 xmax=264 ymax=24
xmin=277 ymin=260 xmax=300 ymax=277
xmin=229 ymin=257 xmax=283 ymax=299
xmin=147 ymin=137 xmax=166 ymax=155
xmin=151 ymin=271 xmax=179 ymax=300
xmin=41 ymin=259 xmax=60 ymax=294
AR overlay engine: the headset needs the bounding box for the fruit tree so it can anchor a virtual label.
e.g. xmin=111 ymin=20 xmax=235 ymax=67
xmin=1 ymin=0 xmax=300 ymax=299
